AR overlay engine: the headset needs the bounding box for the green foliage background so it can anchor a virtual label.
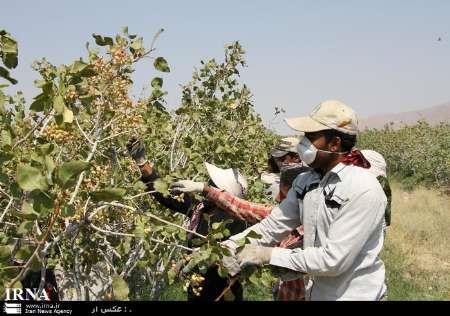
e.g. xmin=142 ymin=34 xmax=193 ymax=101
xmin=359 ymin=121 xmax=450 ymax=191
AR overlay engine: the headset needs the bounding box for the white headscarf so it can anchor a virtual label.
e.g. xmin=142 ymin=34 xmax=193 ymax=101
xmin=361 ymin=149 xmax=387 ymax=178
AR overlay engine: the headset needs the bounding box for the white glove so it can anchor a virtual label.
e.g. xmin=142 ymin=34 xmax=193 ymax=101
xmin=221 ymin=255 xmax=241 ymax=277
xmin=220 ymin=240 xmax=241 ymax=276
xmin=237 ymin=244 xmax=273 ymax=268
xmin=170 ymin=180 xmax=205 ymax=193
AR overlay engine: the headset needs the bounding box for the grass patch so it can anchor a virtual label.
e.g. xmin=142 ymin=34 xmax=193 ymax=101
xmin=382 ymin=182 xmax=450 ymax=300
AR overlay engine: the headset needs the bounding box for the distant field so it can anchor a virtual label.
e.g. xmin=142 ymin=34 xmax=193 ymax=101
xmin=382 ymin=182 xmax=450 ymax=300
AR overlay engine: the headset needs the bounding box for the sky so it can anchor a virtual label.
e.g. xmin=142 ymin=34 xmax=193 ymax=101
xmin=2 ymin=0 xmax=450 ymax=133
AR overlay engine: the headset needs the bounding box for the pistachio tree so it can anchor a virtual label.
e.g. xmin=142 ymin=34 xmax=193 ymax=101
xmin=0 ymin=28 xmax=279 ymax=301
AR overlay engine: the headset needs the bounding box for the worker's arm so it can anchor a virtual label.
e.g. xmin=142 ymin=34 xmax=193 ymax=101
xmin=225 ymin=187 xmax=302 ymax=247
xmin=203 ymin=186 xmax=273 ymax=224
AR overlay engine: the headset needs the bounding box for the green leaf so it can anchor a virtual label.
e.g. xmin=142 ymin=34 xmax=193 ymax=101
xmin=14 ymin=246 xmax=32 ymax=262
xmin=212 ymin=232 xmax=224 ymax=240
xmin=92 ymin=34 xmax=114 ymax=46
xmin=90 ymin=187 xmax=126 ymax=202
xmin=56 ymin=160 xmax=90 ymax=188
xmin=133 ymin=217 xmax=145 ymax=237
xmin=30 ymin=152 xmax=44 ymax=164
xmin=0 ymin=90 xmax=6 ymax=113
xmin=0 ymin=34 xmax=18 ymax=69
xmin=38 ymin=143 xmax=55 ymax=156
xmin=54 ymin=114 xmax=63 ymax=126
xmin=249 ymin=272 xmax=259 ymax=285
xmin=1 ymin=129 xmax=12 ymax=147
xmin=31 ymin=191 xmax=54 ymax=217
xmin=167 ymin=268 xmax=177 ymax=285
xmin=212 ymin=222 xmax=221 ymax=230
xmin=215 ymin=145 xmax=225 ymax=154
xmin=154 ymin=178 xmax=169 ymax=196
xmin=17 ymin=221 xmax=34 ymax=236
xmin=78 ymin=65 xmax=97 ymax=77
xmin=130 ymin=38 xmax=144 ymax=51
xmin=245 ymin=230 xmax=262 ymax=240
xmin=151 ymin=77 xmax=163 ymax=89
xmin=63 ymin=106 xmax=74 ymax=123
xmin=0 ymin=66 xmax=17 ymax=85
xmin=1 ymin=35 xmax=17 ymax=54
xmin=30 ymin=98 xmax=45 ymax=112
xmin=153 ymin=57 xmax=170 ymax=72
xmin=112 ymin=275 xmax=129 ymax=300
xmin=44 ymin=155 xmax=55 ymax=174
xmin=0 ymin=245 xmax=11 ymax=261
xmin=16 ymin=164 xmax=48 ymax=191
xmin=217 ymin=265 xmax=228 ymax=278
xmin=14 ymin=246 xmax=41 ymax=272
xmin=235 ymin=237 xmax=247 ymax=248
xmin=70 ymin=60 xmax=88 ymax=74
xmin=132 ymin=180 xmax=146 ymax=191
xmin=0 ymin=152 xmax=13 ymax=165
xmin=12 ymin=201 xmax=40 ymax=220
xmin=177 ymin=230 xmax=186 ymax=241
xmin=53 ymin=95 xmax=65 ymax=114
xmin=61 ymin=205 xmax=75 ymax=218
xmin=183 ymin=135 xmax=193 ymax=148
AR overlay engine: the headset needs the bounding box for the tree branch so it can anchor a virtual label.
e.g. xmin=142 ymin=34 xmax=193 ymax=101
xmin=90 ymin=222 xmax=194 ymax=252
xmin=2 ymin=202 xmax=61 ymax=297
xmin=13 ymin=113 xmax=50 ymax=149
xmin=0 ymin=196 xmax=14 ymax=224
xmin=75 ymin=117 xmax=94 ymax=145
xmin=102 ymin=201 xmax=207 ymax=239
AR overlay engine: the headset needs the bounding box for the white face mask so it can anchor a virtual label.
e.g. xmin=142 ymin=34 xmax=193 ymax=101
xmin=296 ymin=135 xmax=348 ymax=166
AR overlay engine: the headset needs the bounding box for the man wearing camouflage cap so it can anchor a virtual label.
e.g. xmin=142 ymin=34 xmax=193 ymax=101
xmin=223 ymin=100 xmax=388 ymax=301
xmin=261 ymin=137 xmax=302 ymax=200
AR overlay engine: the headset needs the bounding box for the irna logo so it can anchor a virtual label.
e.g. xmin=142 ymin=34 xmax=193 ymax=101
xmin=5 ymin=287 xmax=50 ymax=301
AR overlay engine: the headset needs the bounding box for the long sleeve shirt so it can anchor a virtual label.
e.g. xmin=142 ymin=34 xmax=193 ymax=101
xmin=204 ymin=186 xmax=272 ymax=224
xmin=228 ymin=163 xmax=387 ymax=301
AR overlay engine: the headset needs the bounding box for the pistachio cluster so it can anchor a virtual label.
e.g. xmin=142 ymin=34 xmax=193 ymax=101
xmin=43 ymin=123 xmax=77 ymax=143
xmin=82 ymin=164 xmax=110 ymax=191
xmin=110 ymin=46 xmax=132 ymax=66
xmin=183 ymin=273 xmax=205 ymax=296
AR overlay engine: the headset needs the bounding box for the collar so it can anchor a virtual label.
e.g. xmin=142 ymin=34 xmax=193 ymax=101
xmin=321 ymin=162 xmax=349 ymax=184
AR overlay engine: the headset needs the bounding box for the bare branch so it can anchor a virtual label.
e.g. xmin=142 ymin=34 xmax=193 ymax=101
xmin=102 ymin=201 xmax=207 ymax=239
xmin=36 ymin=258 xmax=47 ymax=300
xmin=98 ymin=130 xmax=131 ymax=143
xmin=75 ymin=117 xmax=94 ymax=145
xmin=125 ymin=190 xmax=157 ymax=200
xmin=0 ymin=196 xmax=14 ymax=224
xmin=2 ymin=202 xmax=61 ymax=298
xmin=68 ymin=140 xmax=98 ymax=206
xmin=36 ymin=112 xmax=54 ymax=139
xmin=90 ymin=222 xmax=194 ymax=252
xmin=13 ymin=113 xmax=50 ymax=149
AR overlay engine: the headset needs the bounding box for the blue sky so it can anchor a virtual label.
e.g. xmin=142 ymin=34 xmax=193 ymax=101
xmin=2 ymin=0 xmax=450 ymax=133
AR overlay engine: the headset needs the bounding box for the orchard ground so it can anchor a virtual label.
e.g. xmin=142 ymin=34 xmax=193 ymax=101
xmin=161 ymin=181 xmax=450 ymax=301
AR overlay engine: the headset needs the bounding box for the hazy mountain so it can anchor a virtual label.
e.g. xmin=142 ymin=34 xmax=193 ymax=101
xmin=359 ymin=102 xmax=450 ymax=130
